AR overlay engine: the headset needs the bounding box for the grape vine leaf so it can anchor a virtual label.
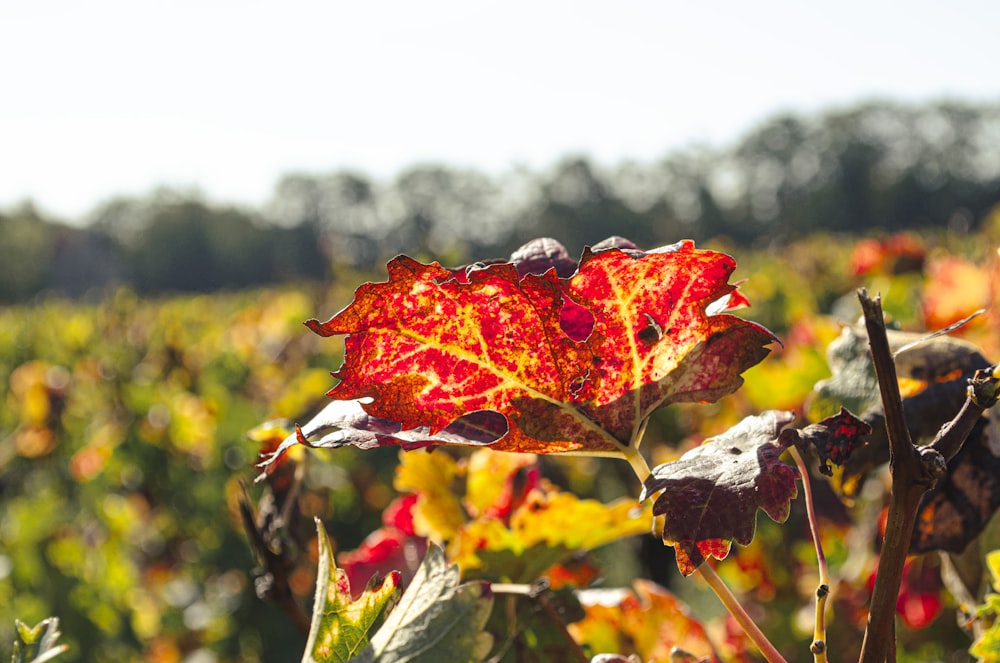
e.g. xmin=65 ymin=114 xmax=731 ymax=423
xmin=351 ymin=544 xmax=494 ymax=663
xmin=970 ymin=550 xmax=1000 ymax=661
xmin=640 ymin=411 xmax=800 ymax=575
xmin=809 ymin=324 xmax=989 ymax=499
xmin=369 ymin=447 xmax=649 ymax=585
xmin=303 ymin=520 xmax=401 ymax=663
xmin=571 ymin=581 xmax=720 ymax=663
xmin=462 ymin=449 xmax=538 ymax=521
xmin=912 ymin=413 xmax=1000 ymax=554
xmin=257 ymin=400 xmax=506 ymax=477
xmin=809 ymin=323 xmax=1000 ymax=555
xmin=799 ymin=407 xmax=871 ymax=476
xmin=297 ymin=238 xmax=775 ymax=457
xmin=393 ymin=448 xmax=468 ymax=541
xmin=450 ymin=491 xmax=652 ymax=583
xmin=338 ymin=504 xmax=428 ymax=601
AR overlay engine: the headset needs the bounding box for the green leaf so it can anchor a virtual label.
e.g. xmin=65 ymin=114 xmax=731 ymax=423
xmin=353 ymin=544 xmax=494 ymax=663
xmin=972 ymin=619 xmax=1000 ymax=662
xmin=303 ymin=519 xmax=401 ymax=663
xmin=10 ymin=618 xmax=68 ymax=663
xmin=988 ymin=550 xmax=1000 ymax=591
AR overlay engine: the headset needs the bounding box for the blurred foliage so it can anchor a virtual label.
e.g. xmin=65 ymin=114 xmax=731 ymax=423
xmin=0 ymin=283 xmax=378 ymax=662
xmin=3 ymin=216 xmax=1000 ymax=660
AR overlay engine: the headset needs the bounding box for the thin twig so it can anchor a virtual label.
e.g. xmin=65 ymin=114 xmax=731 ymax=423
xmin=789 ymin=446 xmax=829 ymax=663
xmin=930 ymin=367 xmax=1000 ymax=462
xmin=697 ymin=563 xmax=788 ymax=663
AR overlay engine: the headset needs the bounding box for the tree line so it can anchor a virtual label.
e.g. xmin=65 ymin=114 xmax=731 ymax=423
xmin=3 ymin=99 xmax=999 ymax=303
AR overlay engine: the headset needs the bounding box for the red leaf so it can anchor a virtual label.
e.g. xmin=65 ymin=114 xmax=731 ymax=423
xmin=309 ymin=256 xmax=605 ymax=453
xmin=641 ymin=411 xmax=800 ymax=575
xmin=338 ymin=525 xmax=428 ymax=599
xmin=567 ymin=241 xmax=775 ymax=443
xmin=382 ymin=494 xmax=419 ymax=536
xmin=799 ymin=407 xmax=871 ymax=476
xmin=302 ymin=238 xmax=775 ymax=456
xmin=866 ymin=558 xmax=943 ymax=630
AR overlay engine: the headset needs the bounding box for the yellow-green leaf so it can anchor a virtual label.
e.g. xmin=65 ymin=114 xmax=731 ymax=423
xmin=303 ymin=520 xmax=401 ymax=663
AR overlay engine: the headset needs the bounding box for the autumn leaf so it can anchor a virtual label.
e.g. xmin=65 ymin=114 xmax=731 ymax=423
xmin=338 ymin=495 xmax=428 ymax=599
xmin=639 ymin=408 xmax=866 ymax=575
xmin=300 ymin=238 xmax=774 ymax=459
xmin=393 ymin=449 xmax=467 ymax=541
xmin=303 ymin=520 xmax=401 ymax=663
xmin=307 ymin=255 xmax=604 ymax=453
xmin=641 ymin=411 xmax=800 ymax=575
xmin=256 ymin=400 xmax=506 ymax=477
xmin=351 ymin=545 xmax=494 ymax=663
xmin=570 ymin=581 xmax=720 ymax=663
xmin=371 ymin=448 xmax=650 ymax=585
xmin=970 ymin=550 xmax=1000 ymax=661
xmin=450 ymin=491 xmax=652 ymax=583
xmin=923 ymin=255 xmax=991 ymax=331
xmin=911 ymin=414 xmax=1000 ymax=554
xmin=809 ymin=324 xmax=989 ymax=499
xmin=799 ymin=407 xmax=871 ymax=476
xmin=463 ymin=450 xmax=538 ymax=521
xmin=565 ymin=241 xmax=776 ymax=445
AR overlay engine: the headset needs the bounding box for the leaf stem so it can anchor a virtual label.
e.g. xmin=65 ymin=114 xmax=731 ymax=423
xmin=696 ymin=563 xmax=788 ymax=663
xmin=623 ymin=446 xmax=651 ymax=483
xmin=789 ymin=446 xmax=829 ymax=663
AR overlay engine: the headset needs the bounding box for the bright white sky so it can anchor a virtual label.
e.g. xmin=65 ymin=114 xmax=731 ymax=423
xmin=3 ymin=0 xmax=999 ymax=222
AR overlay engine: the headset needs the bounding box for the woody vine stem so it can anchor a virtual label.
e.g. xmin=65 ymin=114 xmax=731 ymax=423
xmin=858 ymin=289 xmax=1000 ymax=663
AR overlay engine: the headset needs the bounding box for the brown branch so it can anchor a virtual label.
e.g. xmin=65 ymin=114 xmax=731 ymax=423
xmin=855 ymin=293 xmax=1000 ymax=663
xmin=238 ymin=485 xmax=311 ymax=637
xmin=857 ymin=291 xmax=946 ymax=663
xmin=858 ymin=290 xmax=917 ymax=475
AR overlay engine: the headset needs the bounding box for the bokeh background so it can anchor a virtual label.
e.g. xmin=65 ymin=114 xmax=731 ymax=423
xmin=3 ymin=1 xmax=1000 ymax=661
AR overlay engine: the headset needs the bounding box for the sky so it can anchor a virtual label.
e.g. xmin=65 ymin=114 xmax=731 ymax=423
xmin=3 ymin=0 xmax=999 ymax=223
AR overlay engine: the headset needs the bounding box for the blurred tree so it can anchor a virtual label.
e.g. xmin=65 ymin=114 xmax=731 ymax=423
xmin=49 ymin=228 xmax=124 ymax=298
xmin=388 ymin=165 xmax=510 ymax=259
xmin=511 ymin=157 xmax=656 ymax=256
xmin=129 ymin=198 xmax=226 ymax=292
xmin=268 ymin=171 xmax=383 ymax=268
xmin=0 ymin=203 xmax=58 ymax=303
xmin=4 ymin=100 xmax=1000 ymax=303
xmin=90 ymin=189 xmax=327 ymax=294
xmin=718 ymin=101 xmax=1000 ymax=240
